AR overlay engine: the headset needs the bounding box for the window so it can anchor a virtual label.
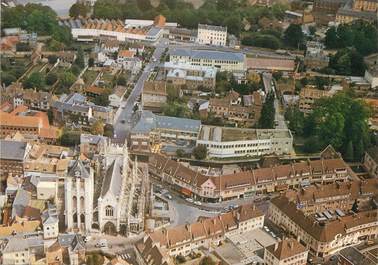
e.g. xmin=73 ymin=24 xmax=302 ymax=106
xmin=105 ymin=205 xmax=114 ymax=217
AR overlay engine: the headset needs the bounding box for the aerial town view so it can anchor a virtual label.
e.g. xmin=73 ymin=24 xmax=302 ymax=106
xmin=0 ymin=0 xmax=377 ymax=264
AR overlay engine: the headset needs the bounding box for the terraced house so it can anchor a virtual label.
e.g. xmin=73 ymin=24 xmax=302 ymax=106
xmin=137 ymin=204 xmax=264 ymax=264
xmin=148 ymin=154 xmax=356 ymax=201
xmin=268 ymin=195 xmax=378 ymax=257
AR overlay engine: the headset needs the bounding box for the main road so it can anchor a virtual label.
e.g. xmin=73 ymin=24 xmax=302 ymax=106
xmin=113 ymin=40 xmax=168 ymax=143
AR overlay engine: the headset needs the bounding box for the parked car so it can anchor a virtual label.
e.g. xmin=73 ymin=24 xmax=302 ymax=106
xmin=165 ymin=194 xmax=172 ymax=200
xmin=186 ymin=198 xmax=194 ymax=203
xmin=194 ymin=201 xmax=202 ymax=206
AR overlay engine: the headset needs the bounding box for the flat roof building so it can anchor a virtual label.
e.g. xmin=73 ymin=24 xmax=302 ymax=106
xmin=169 ymin=48 xmax=245 ymax=72
xmin=197 ymin=126 xmax=293 ymax=158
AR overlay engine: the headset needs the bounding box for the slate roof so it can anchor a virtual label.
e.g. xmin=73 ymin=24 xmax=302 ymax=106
xmin=2 ymin=236 xmax=29 ymax=253
xmin=80 ymin=134 xmax=108 ymax=145
xmin=198 ymin=24 xmax=227 ymax=32
xmin=101 ymin=157 xmax=124 ymax=198
xmin=0 ymin=140 xmax=28 ymax=161
xmin=68 ymin=159 xmax=91 ymax=179
xmin=170 ymin=48 xmax=245 ymax=62
xmin=12 ymin=188 xmax=31 ymax=217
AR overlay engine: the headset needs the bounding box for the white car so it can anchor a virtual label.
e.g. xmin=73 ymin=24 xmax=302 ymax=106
xmin=264 ymin=226 xmax=270 ymax=232
xmin=186 ymin=198 xmax=194 ymax=203
xmin=194 ymin=201 xmax=202 ymax=206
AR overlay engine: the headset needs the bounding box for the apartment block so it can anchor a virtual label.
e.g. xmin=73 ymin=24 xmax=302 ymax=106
xmin=197 ymin=24 xmax=227 ymax=46
xmin=164 ymin=62 xmax=217 ymax=93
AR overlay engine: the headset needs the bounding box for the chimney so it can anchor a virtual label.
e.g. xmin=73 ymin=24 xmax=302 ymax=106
xmin=274 ymin=242 xmax=279 ymax=251
xmin=288 ymin=241 xmax=294 ymax=249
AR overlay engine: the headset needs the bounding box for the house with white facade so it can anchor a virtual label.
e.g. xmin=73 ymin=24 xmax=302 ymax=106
xmin=42 ymin=203 xmax=59 ymax=240
xmin=197 ymin=24 xmax=227 ymax=46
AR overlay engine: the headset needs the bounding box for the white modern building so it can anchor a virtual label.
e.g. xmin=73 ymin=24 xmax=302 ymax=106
xmin=64 ymin=159 xmax=94 ymax=233
xmin=61 ymin=18 xmax=164 ymax=43
xmin=197 ymin=126 xmax=293 ymax=158
xmin=197 ymin=24 xmax=227 ymax=46
xmin=169 ymin=48 xmax=245 ymax=72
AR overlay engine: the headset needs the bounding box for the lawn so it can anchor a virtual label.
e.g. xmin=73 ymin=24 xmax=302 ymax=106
xmin=0 ymin=56 xmax=31 ymax=82
xmin=82 ymin=69 xmax=99 ymax=86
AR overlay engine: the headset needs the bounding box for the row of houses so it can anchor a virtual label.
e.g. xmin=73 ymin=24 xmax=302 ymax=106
xmin=137 ymin=204 xmax=264 ymax=264
xmin=148 ymin=153 xmax=355 ymax=201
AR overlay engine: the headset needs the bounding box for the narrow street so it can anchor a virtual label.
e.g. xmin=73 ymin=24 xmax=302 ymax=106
xmin=262 ymin=72 xmax=288 ymax=130
xmin=113 ymin=39 xmax=168 ymax=143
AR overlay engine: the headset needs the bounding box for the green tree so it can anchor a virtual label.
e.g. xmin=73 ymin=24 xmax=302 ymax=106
xmin=90 ymin=120 xmax=104 ymax=135
xmin=16 ymin=42 xmax=31 ymax=52
xmin=104 ymin=124 xmax=114 ymax=138
xmin=93 ymin=94 xmax=110 ymax=106
xmin=193 ymin=145 xmax=207 ymax=160
xmin=48 ymin=55 xmax=58 ymax=64
xmin=60 ymin=130 xmax=81 ymax=146
xmin=46 ymin=72 xmax=58 ymax=85
xmin=176 ymin=149 xmax=185 ymax=157
xmin=324 ymin=21 xmax=378 ymax=56
xmin=325 ymin=26 xmax=339 ymax=49
xmin=354 ymin=138 xmax=364 ymax=162
xmin=258 ymin=92 xmax=275 ymax=129
xmin=59 ymin=71 xmax=76 ymax=90
xmin=344 ymin=141 xmax=354 ymax=161
xmin=23 ymin=72 xmax=45 ymax=90
xmin=175 ymin=255 xmax=186 ymax=264
xmin=284 ymin=24 xmax=304 ymax=49
xmin=284 ymin=106 xmax=305 ymax=134
xmin=305 ymin=93 xmax=371 ymax=159
xmin=162 ymin=101 xmax=191 ymax=118
xmin=69 ymin=3 xmax=89 ymax=18
xmin=74 ymin=47 xmax=85 ymax=69
xmin=88 ymin=57 xmax=95 ymax=67
xmin=117 ymin=75 xmax=127 ymax=86
xmin=2 ymin=73 xmax=17 ymax=86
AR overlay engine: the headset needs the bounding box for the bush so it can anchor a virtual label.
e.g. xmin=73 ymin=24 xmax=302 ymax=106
xmin=48 ymin=55 xmax=58 ymax=64
xmin=193 ymin=145 xmax=207 ymax=160
xmin=46 ymin=72 xmax=58 ymax=85
xmin=2 ymin=73 xmax=17 ymax=86
xmin=176 ymin=255 xmax=186 ymax=263
xmin=60 ymin=130 xmax=81 ymax=146
xmin=23 ymin=72 xmax=46 ymax=91
xmin=16 ymin=42 xmax=31 ymax=52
